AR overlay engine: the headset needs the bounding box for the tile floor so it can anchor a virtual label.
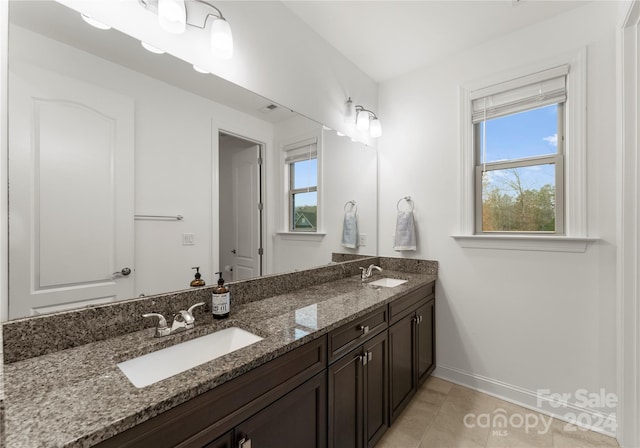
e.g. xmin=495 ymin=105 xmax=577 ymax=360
xmin=377 ymin=377 xmax=620 ymax=448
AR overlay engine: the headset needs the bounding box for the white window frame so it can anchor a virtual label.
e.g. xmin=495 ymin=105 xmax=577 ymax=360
xmin=452 ymin=49 xmax=598 ymax=252
xmin=283 ymin=137 xmax=320 ymax=234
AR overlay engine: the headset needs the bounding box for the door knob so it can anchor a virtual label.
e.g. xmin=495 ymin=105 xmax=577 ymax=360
xmin=113 ymin=267 xmax=132 ymax=276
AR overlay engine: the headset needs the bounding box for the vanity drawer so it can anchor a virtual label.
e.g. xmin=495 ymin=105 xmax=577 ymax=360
xmin=389 ymin=282 xmax=435 ymax=324
xmin=328 ymin=307 xmax=388 ymax=364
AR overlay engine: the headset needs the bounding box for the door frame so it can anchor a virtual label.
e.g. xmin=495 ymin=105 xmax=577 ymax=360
xmin=215 ymin=127 xmax=266 ymax=280
xmin=617 ymin=1 xmax=640 ymax=446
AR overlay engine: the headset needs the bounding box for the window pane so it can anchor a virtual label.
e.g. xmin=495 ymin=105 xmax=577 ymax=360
xmin=482 ymin=164 xmax=556 ymax=232
xmin=480 ymin=104 xmax=559 ymax=163
xmin=292 ymin=159 xmax=317 ymax=189
xmin=292 ymin=192 xmax=317 ymax=231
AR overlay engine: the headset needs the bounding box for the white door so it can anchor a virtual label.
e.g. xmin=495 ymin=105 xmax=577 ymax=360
xmin=231 ymin=144 xmax=261 ymax=280
xmin=8 ymin=61 xmax=134 ymax=319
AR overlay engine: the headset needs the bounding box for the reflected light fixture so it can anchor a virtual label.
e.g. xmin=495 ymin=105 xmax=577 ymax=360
xmin=344 ymin=97 xmax=355 ymax=122
xmin=139 ymin=0 xmax=233 ymax=60
xmin=80 ymin=13 xmax=111 ymax=30
xmin=141 ymin=41 xmax=165 ymax=54
xmin=158 ymin=0 xmax=186 ymax=34
xmin=354 ymin=105 xmax=382 ymax=138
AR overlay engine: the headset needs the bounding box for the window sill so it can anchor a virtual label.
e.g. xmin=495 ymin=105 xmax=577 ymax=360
xmin=276 ymin=232 xmax=326 ymax=242
xmin=450 ymin=234 xmax=599 ymax=253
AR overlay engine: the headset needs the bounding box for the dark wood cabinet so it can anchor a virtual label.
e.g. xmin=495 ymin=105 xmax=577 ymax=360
xmin=329 ymin=330 xmax=388 ymax=448
xmin=94 ymin=280 xmax=436 ymax=448
xmin=389 ymin=287 xmax=435 ymax=423
xmin=202 ymin=432 xmax=233 ymax=448
xmin=235 ymin=371 xmax=327 ymax=448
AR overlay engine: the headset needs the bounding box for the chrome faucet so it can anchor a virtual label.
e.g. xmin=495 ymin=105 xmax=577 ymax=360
xmin=143 ymin=302 xmax=205 ymax=338
xmin=359 ymin=264 xmax=383 ymax=281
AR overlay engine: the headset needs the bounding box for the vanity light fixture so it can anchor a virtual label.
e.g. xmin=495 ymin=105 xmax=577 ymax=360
xmin=141 ymin=41 xmax=165 ymax=54
xmin=80 ymin=13 xmax=111 ymax=30
xmin=355 ymin=105 xmax=382 ymax=138
xmin=158 ymin=0 xmax=186 ymax=34
xmin=193 ymin=64 xmax=209 ymax=73
xmin=139 ymin=0 xmax=233 ymax=60
xmin=344 ymin=97 xmax=355 ymax=122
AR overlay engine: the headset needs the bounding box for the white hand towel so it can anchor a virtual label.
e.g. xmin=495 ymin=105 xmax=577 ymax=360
xmin=394 ymin=210 xmax=416 ymax=251
xmin=341 ymin=211 xmax=358 ymax=249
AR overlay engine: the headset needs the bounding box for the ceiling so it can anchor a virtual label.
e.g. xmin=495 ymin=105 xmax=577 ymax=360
xmin=282 ymin=0 xmax=590 ymax=83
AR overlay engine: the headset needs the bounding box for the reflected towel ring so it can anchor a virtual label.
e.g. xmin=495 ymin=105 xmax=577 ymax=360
xmin=397 ymin=196 xmax=414 ymax=212
xmin=344 ymin=200 xmax=357 ymax=213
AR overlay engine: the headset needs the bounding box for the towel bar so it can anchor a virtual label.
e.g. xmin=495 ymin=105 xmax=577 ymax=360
xmin=397 ymin=196 xmax=414 ymax=212
xmin=344 ymin=200 xmax=358 ymax=213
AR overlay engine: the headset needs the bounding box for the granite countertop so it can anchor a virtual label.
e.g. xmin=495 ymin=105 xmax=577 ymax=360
xmin=2 ymin=270 xmax=436 ymax=448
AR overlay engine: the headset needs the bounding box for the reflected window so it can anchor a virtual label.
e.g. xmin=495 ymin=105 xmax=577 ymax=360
xmin=285 ymin=138 xmax=318 ymax=232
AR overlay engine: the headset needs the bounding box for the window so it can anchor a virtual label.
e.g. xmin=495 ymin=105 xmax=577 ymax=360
xmin=285 ymin=138 xmax=318 ymax=232
xmin=472 ymin=65 xmax=568 ymax=235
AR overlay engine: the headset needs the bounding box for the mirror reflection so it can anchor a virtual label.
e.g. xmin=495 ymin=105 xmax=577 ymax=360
xmin=5 ymin=0 xmax=378 ymax=320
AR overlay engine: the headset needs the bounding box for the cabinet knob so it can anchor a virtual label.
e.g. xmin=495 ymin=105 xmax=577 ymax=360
xmin=238 ymin=437 xmax=252 ymax=448
xmin=359 ymin=325 xmax=370 ymax=335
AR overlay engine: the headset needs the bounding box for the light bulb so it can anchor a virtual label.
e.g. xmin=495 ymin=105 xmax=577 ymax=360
xmin=158 ymin=0 xmax=186 ymax=34
xmin=211 ymin=18 xmax=233 ymax=59
xmin=141 ymin=42 xmax=165 ymax=54
xmin=80 ymin=13 xmax=111 ymax=30
xmin=356 ymin=110 xmax=370 ymax=131
xmin=369 ymin=117 xmax=382 ymax=138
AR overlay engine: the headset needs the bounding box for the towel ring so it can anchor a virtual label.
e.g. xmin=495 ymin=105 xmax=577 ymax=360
xmin=344 ymin=200 xmax=357 ymax=213
xmin=397 ymin=196 xmax=414 ymax=212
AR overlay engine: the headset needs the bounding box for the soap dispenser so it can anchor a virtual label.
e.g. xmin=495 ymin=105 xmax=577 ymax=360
xmin=190 ymin=267 xmax=206 ymax=287
xmin=211 ymin=272 xmax=230 ymax=319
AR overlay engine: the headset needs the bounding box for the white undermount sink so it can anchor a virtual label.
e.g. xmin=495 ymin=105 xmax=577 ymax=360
xmin=368 ymin=278 xmax=408 ymax=288
xmin=117 ymin=327 xmax=263 ymax=388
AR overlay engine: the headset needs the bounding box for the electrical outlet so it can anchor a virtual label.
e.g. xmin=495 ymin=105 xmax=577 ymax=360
xmin=182 ymin=233 xmax=195 ymax=246
xmin=359 ymin=234 xmax=367 ymax=246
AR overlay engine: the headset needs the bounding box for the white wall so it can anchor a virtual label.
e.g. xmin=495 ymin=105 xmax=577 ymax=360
xmin=378 ymin=2 xmax=619 ymax=433
xmin=55 ymin=0 xmax=378 ymax=144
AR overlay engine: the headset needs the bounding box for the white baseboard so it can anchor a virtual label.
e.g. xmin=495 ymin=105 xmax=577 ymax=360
xmin=434 ymin=364 xmax=617 ymax=438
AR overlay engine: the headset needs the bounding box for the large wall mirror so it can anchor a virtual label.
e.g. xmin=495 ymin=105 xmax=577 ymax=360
xmin=4 ymin=0 xmax=378 ymax=320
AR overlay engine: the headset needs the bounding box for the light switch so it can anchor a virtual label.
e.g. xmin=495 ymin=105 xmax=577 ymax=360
xmin=182 ymin=233 xmax=195 ymax=246
xmin=359 ymin=234 xmax=367 ymax=246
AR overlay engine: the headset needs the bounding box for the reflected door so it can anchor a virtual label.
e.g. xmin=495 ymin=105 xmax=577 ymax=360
xmin=8 ymin=62 xmax=134 ymax=318
xmin=231 ymin=144 xmax=262 ymax=280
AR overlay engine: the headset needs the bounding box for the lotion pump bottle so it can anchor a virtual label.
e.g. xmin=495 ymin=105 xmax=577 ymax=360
xmin=190 ymin=267 xmax=206 ymax=287
xmin=211 ymin=271 xmax=230 ymax=319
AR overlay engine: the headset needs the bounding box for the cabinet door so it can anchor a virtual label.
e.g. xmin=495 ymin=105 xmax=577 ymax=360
xmin=328 ymin=349 xmax=363 ymax=448
xmin=416 ymin=299 xmax=435 ymax=384
xmin=363 ymin=331 xmax=388 ymax=448
xmin=235 ymin=372 xmax=327 ymax=448
xmin=389 ymin=312 xmax=416 ymax=423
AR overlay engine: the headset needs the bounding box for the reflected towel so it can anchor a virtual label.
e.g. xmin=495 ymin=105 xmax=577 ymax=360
xmin=341 ymin=211 xmax=358 ymax=249
xmin=394 ymin=210 xmax=416 ymax=251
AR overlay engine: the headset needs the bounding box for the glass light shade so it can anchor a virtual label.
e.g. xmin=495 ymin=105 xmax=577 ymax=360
xmin=356 ymin=110 xmax=370 ymax=131
xmin=369 ymin=117 xmax=382 ymax=138
xmin=80 ymin=13 xmax=111 ymax=30
xmin=344 ymin=98 xmax=355 ymax=121
xmin=158 ymin=0 xmax=186 ymax=34
xmin=193 ymin=65 xmax=209 ymax=74
xmin=141 ymin=41 xmax=165 ymax=54
xmin=210 ymin=18 xmax=233 ymax=59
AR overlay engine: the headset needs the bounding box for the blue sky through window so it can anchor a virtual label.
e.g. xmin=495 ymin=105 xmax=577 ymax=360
xmin=292 ymin=159 xmax=317 ymax=206
xmin=480 ymin=104 xmax=558 ymax=191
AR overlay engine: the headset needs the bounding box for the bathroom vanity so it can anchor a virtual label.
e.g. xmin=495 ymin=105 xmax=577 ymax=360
xmin=0 ymin=257 xmax=437 ymax=448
